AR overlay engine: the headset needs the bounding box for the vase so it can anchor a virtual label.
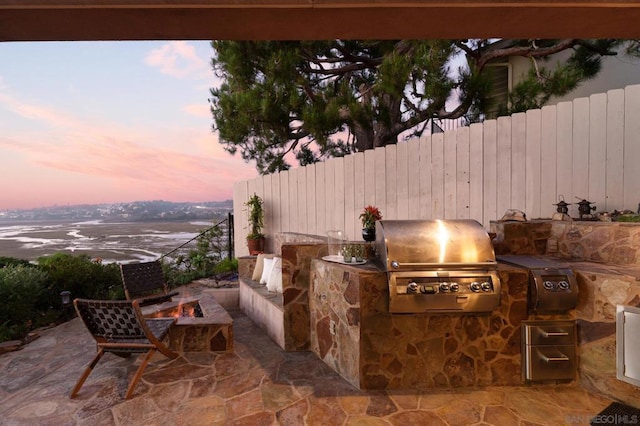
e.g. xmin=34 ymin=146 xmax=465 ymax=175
xmin=247 ymin=237 xmax=265 ymax=255
xmin=362 ymin=228 xmax=376 ymax=242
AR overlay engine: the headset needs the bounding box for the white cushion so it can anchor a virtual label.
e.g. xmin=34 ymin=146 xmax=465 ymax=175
xmin=252 ymin=253 xmax=275 ymax=281
xmin=260 ymin=257 xmax=276 ymax=284
xmin=267 ymin=257 xmax=283 ymax=293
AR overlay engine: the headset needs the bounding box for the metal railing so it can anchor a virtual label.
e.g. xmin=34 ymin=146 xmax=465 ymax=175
xmin=159 ymin=212 xmax=234 ymax=263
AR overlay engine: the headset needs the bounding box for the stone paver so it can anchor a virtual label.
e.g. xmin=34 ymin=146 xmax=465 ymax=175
xmin=0 ymin=283 xmax=612 ymax=425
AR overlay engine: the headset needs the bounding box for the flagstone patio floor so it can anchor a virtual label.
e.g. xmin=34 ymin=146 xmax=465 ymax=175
xmin=0 ymin=283 xmax=612 ymax=425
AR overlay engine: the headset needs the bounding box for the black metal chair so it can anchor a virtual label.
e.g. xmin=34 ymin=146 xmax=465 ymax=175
xmin=71 ymin=298 xmax=178 ymax=399
xmin=120 ymin=261 xmax=178 ymax=306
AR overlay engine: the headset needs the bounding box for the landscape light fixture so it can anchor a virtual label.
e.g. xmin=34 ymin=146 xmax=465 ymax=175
xmin=60 ymin=290 xmax=71 ymax=307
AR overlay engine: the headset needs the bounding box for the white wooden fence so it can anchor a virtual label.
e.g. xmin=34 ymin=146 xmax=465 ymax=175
xmin=233 ymin=84 xmax=640 ymax=256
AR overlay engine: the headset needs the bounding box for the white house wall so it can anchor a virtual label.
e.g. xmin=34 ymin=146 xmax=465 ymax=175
xmin=233 ymin=84 xmax=640 ymax=256
xmin=508 ymin=49 xmax=640 ymax=107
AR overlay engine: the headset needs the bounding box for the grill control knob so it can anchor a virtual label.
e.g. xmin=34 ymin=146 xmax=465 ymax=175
xmin=543 ymin=280 xmax=555 ymax=290
xmin=481 ymin=282 xmax=492 ymax=292
xmin=407 ymin=282 xmax=419 ymax=294
xmin=470 ymin=282 xmax=482 ymax=292
xmin=439 ymin=283 xmax=451 ymax=293
xmin=391 ymin=261 xmax=400 ymax=269
xmin=450 ymin=282 xmax=460 ymax=292
xmin=558 ymin=280 xmax=570 ymax=290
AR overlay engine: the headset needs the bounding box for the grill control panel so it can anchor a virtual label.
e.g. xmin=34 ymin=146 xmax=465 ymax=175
xmin=400 ymin=276 xmax=496 ymax=295
xmin=388 ymin=271 xmax=502 ymax=313
xmin=529 ymin=269 xmax=578 ymax=312
xmin=539 ymin=275 xmax=572 ymax=292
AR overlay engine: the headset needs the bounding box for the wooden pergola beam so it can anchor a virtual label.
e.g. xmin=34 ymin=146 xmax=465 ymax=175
xmin=1 ymin=1 xmax=640 ymax=41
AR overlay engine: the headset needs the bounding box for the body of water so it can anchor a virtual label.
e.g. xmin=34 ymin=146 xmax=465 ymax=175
xmin=0 ymin=220 xmax=226 ymax=264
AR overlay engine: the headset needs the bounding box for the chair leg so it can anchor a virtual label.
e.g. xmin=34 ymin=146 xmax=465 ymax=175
xmin=70 ymin=348 xmax=105 ymax=398
xmin=124 ymin=348 xmax=156 ymax=399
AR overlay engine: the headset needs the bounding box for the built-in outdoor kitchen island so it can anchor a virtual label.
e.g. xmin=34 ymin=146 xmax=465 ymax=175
xmin=308 ymin=219 xmax=640 ymax=408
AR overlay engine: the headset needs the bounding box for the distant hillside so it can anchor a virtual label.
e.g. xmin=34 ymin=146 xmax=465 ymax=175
xmin=0 ymin=200 xmax=234 ymax=222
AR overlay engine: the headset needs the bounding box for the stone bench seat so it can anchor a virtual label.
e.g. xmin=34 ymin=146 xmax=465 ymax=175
xmin=238 ymin=239 xmax=328 ymax=351
xmin=239 ymin=277 xmax=285 ymax=349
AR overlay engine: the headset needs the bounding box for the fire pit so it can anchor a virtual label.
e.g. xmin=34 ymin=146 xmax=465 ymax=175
xmin=142 ymin=294 xmax=233 ymax=353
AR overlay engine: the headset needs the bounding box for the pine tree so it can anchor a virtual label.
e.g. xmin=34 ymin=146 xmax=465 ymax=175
xmin=210 ymin=39 xmax=639 ymax=174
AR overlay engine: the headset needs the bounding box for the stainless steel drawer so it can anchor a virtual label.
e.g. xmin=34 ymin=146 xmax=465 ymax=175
xmin=523 ymin=345 xmax=576 ymax=381
xmin=522 ymin=320 xmax=575 ymax=346
xmin=521 ymin=320 xmax=577 ymax=383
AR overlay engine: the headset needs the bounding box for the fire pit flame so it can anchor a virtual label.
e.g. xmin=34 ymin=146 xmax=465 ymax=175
xmin=175 ymin=302 xmax=204 ymax=318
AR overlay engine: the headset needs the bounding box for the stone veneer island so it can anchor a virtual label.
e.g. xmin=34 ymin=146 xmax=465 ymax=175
xmin=309 ymin=259 xmax=533 ymax=390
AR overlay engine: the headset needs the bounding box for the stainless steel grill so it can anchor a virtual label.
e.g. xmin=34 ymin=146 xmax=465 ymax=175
xmin=375 ymin=219 xmax=501 ymax=313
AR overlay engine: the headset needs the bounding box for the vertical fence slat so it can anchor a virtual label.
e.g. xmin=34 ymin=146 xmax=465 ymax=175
xmin=375 ymin=147 xmax=386 ymax=211
xmin=556 ymin=101 xmax=574 ymax=215
xmin=589 ymin=93 xmax=607 ymax=210
xmin=444 ymin=130 xmax=457 ymax=218
xmin=344 ymin=154 xmax=356 ymax=240
xmin=482 ymin=119 xmax=497 ymax=227
xmin=247 ymin=178 xmax=257 ymax=204
xmin=306 ymin=165 xmax=317 ymax=236
xmin=496 ymin=116 xmax=511 ymax=217
xmin=606 ymin=89 xmax=625 ymax=211
xmin=624 ymin=85 xmax=640 ymax=211
xmin=396 ymin=141 xmax=409 ymax=220
xmin=271 ymin=171 xmax=282 ymax=240
xmin=456 ymin=127 xmax=470 ymax=219
xmin=469 ymin=123 xmax=483 ymax=222
xmin=364 ymin=149 xmax=376 ymax=206
xmin=419 ymin=135 xmax=433 ymax=219
xmin=334 ymin=157 xmax=346 ymax=236
xmin=540 ymin=105 xmax=558 ymax=218
xmin=288 ymin=169 xmax=299 ymax=232
xmin=315 ymin=162 xmax=326 ymax=236
xmin=296 ymin=167 xmax=307 ymax=234
xmin=407 ymin=138 xmax=420 ymax=219
xmin=385 ymin=144 xmax=398 ymax=221
xmin=324 ymin=159 xmax=335 ymax=231
xmin=572 ymin=97 xmax=590 ymax=211
xmin=525 ymin=109 xmax=542 ymax=219
xmin=431 ymin=133 xmax=445 ymax=219
xmin=354 ymin=152 xmax=366 ymax=237
xmin=279 ymin=171 xmax=290 ymax=233
xmin=511 ymin=113 xmax=526 ymax=212
xmin=262 ymin=174 xmax=273 ymax=250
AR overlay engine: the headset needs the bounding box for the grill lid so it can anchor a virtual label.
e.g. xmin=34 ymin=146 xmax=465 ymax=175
xmin=375 ymin=219 xmax=497 ymax=271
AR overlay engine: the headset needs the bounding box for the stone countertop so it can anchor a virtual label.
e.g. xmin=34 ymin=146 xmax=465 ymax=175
xmin=318 ymin=253 xmax=640 ymax=280
xmin=316 ymin=257 xmax=383 ymax=273
xmin=497 ymin=254 xmax=640 ymax=280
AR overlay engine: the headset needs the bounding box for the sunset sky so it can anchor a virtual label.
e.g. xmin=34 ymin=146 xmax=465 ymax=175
xmin=0 ymin=41 xmax=259 ymax=211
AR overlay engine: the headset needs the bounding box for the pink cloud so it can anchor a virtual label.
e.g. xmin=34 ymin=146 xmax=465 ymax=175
xmin=183 ymin=103 xmax=211 ymax=118
xmin=0 ymin=84 xmax=258 ymax=210
xmin=144 ymin=41 xmax=210 ymax=80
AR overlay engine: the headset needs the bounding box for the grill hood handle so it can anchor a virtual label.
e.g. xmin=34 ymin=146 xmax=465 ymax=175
xmin=389 ymin=261 xmax=497 ymax=269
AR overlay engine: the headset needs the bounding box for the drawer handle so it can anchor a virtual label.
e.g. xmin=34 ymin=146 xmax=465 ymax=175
xmin=541 ymin=353 xmax=570 ymax=363
xmin=542 ymin=331 xmax=569 ymax=338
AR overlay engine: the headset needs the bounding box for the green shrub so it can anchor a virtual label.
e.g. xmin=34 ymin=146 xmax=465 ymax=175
xmin=214 ymin=257 xmax=238 ymax=273
xmin=36 ymin=253 xmax=124 ymax=310
xmin=0 ymin=256 xmax=31 ymax=268
xmin=0 ymin=265 xmax=49 ymax=341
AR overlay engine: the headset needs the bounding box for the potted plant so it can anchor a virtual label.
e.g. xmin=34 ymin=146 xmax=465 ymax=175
xmin=245 ymin=193 xmax=265 ymax=255
xmin=359 ymin=205 xmax=382 ymax=242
